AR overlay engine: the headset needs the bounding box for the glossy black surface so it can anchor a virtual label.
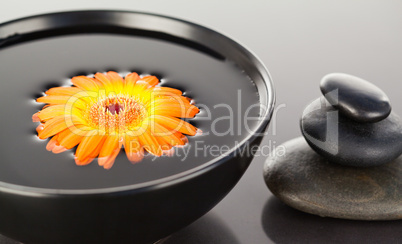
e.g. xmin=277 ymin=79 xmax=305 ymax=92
xmin=0 ymin=11 xmax=274 ymax=244
xmin=262 ymin=197 xmax=402 ymax=244
xmin=320 ymin=73 xmax=391 ymax=123
xmin=301 ymin=98 xmax=402 ymax=167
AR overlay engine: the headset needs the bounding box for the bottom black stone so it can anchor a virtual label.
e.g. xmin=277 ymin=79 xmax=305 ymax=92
xmin=264 ymin=137 xmax=402 ymax=220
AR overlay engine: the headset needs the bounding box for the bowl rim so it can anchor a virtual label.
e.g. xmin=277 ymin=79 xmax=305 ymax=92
xmin=0 ymin=10 xmax=276 ymax=196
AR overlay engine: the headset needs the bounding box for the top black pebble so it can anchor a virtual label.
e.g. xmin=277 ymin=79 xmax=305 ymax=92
xmin=320 ymin=73 xmax=391 ymax=123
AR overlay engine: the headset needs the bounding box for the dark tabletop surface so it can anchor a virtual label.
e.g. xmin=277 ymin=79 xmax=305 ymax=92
xmin=1 ymin=1 xmax=402 ymax=243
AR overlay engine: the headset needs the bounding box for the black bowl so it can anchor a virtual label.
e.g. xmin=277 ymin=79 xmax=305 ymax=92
xmin=0 ymin=11 xmax=275 ymax=244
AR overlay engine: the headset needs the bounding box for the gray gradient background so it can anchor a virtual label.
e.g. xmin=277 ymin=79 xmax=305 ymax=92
xmin=1 ymin=1 xmax=402 ymax=243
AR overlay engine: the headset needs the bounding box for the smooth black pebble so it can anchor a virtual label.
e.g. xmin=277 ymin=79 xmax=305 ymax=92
xmin=300 ymin=97 xmax=402 ymax=167
xmin=320 ymin=73 xmax=391 ymax=123
xmin=264 ymin=137 xmax=402 ymax=220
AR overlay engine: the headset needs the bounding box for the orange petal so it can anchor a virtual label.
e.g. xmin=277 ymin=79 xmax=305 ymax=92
xmin=94 ymin=73 xmax=114 ymax=91
xmin=128 ymin=151 xmax=143 ymax=163
xmin=107 ymin=71 xmax=124 ymax=93
xmin=37 ymin=95 xmax=70 ymax=104
xmin=154 ymin=134 xmax=171 ymax=150
xmin=140 ymin=76 xmax=159 ymax=87
xmin=46 ymin=135 xmax=59 ymax=151
xmin=45 ymin=87 xmax=82 ymax=96
xmin=38 ymin=116 xmax=69 ymax=139
xmin=149 ymin=96 xmax=194 ymax=116
xmin=75 ymin=157 xmax=94 ymax=166
xmin=52 ymin=145 xmax=68 ymax=154
xmin=151 ymin=122 xmax=185 ymax=146
xmin=152 ymin=87 xmax=182 ymax=96
xmin=138 ymin=131 xmax=163 ymax=156
xmin=75 ymin=136 xmax=106 ymax=165
xmin=124 ymin=136 xmax=144 ymax=163
xmin=170 ymin=131 xmax=188 ymax=147
xmin=32 ymin=112 xmax=40 ymax=122
xmin=124 ymin=72 xmax=140 ymax=92
xmin=36 ymin=124 xmax=44 ymax=133
xmin=36 ymin=95 xmax=87 ymax=109
xmin=151 ymin=96 xmax=192 ymax=107
xmin=36 ymin=105 xmax=66 ymax=122
xmin=98 ymin=135 xmax=121 ymax=169
xmin=75 ymin=131 xmax=104 ymax=165
xmin=48 ymin=129 xmax=71 ymax=153
xmin=151 ymin=115 xmax=198 ymax=136
xmin=38 ymin=115 xmax=85 ymax=139
xmin=125 ymin=72 xmax=140 ymax=84
xmin=153 ymin=104 xmax=199 ymax=118
xmin=180 ymin=133 xmax=189 ymax=145
xmin=45 ymin=134 xmax=69 ymax=154
xmin=58 ymin=127 xmax=89 ymax=149
xmin=71 ymin=76 xmax=99 ymax=91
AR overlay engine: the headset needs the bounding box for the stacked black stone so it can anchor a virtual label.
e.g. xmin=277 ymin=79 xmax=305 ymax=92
xmin=264 ymin=73 xmax=402 ymax=220
xmin=301 ymin=73 xmax=402 ymax=167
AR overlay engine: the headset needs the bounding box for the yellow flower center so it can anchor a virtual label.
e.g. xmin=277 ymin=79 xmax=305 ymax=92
xmin=87 ymin=95 xmax=147 ymax=134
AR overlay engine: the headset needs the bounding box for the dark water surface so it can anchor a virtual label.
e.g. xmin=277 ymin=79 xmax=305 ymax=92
xmin=0 ymin=34 xmax=260 ymax=189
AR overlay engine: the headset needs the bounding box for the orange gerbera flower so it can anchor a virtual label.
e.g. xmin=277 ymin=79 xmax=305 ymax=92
xmin=33 ymin=71 xmax=200 ymax=169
